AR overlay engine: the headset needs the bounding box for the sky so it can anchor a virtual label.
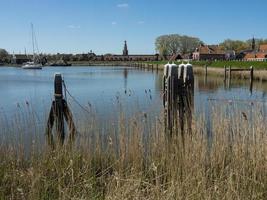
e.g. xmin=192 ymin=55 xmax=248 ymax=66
xmin=0 ymin=0 xmax=267 ymax=54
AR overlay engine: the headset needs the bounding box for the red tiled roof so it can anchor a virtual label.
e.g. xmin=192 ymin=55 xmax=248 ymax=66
xmin=198 ymin=45 xmax=225 ymax=54
xmin=244 ymin=53 xmax=256 ymax=59
xmin=244 ymin=52 xmax=267 ymax=59
xmin=255 ymin=53 xmax=267 ymax=59
xmin=259 ymin=44 xmax=267 ymax=52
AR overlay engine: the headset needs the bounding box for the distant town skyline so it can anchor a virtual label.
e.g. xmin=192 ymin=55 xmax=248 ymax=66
xmin=1 ymin=0 xmax=267 ymax=54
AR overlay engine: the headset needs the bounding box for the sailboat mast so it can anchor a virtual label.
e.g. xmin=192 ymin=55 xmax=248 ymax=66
xmin=31 ymin=23 xmax=35 ymax=60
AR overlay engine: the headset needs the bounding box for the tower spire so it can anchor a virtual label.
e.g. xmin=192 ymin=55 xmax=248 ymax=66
xmin=123 ymin=40 xmax=128 ymax=56
xmin=252 ymin=36 xmax=255 ymax=51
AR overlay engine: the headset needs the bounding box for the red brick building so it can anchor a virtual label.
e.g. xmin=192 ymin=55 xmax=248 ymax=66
xmin=244 ymin=44 xmax=267 ymax=61
xmin=192 ymin=44 xmax=225 ymax=60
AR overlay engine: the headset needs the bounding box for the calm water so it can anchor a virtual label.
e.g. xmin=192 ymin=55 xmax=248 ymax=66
xmin=0 ymin=66 xmax=267 ymax=140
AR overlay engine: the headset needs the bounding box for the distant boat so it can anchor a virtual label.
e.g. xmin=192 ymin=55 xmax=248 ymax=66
xmin=50 ymin=59 xmax=72 ymax=66
xmin=22 ymin=61 xmax=42 ymax=69
xmin=22 ymin=24 xmax=42 ymax=69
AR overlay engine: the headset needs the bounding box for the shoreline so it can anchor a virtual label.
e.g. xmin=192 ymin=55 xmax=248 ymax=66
xmin=2 ymin=62 xmax=267 ymax=81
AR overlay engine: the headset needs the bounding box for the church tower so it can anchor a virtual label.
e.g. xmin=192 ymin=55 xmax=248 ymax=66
xmin=252 ymin=37 xmax=256 ymax=51
xmin=123 ymin=40 xmax=128 ymax=56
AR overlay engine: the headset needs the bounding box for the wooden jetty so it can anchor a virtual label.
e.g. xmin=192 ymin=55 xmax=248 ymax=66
xmin=224 ymin=66 xmax=254 ymax=91
xmin=203 ymin=65 xmax=254 ymax=91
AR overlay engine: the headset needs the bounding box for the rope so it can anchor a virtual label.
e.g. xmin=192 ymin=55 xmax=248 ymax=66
xmin=62 ymin=80 xmax=67 ymax=102
xmin=62 ymin=80 xmax=91 ymax=114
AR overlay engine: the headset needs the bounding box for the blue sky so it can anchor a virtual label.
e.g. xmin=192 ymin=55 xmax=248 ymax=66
xmin=1 ymin=0 xmax=267 ymax=54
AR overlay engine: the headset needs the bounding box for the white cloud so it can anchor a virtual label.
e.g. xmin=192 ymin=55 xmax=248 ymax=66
xmin=67 ymin=25 xmax=81 ymax=29
xmin=138 ymin=21 xmax=145 ymax=24
xmin=111 ymin=21 xmax=117 ymax=25
xmin=117 ymin=3 xmax=129 ymax=8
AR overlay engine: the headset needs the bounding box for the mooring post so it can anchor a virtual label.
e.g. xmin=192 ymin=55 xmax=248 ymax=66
xmin=250 ymin=66 xmax=254 ymax=92
xmin=227 ymin=66 xmax=232 ymax=88
xmin=229 ymin=66 xmax=232 ymax=80
xmin=205 ymin=65 xmax=208 ymax=77
xmin=250 ymin=66 xmax=254 ymax=82
xmin=224 ymin=65 xmax=227 ymax=82
xmin=54 ymin=73 xmax=65 ymax=144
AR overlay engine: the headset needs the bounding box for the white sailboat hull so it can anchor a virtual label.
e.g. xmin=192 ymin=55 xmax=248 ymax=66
xmin=22 ymin=62 xmax=42 ymax=69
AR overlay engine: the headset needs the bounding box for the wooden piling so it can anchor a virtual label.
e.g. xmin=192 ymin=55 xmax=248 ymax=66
xmin=46 ymin=74 xmax=76 ymax=146
xmin=224 ymin=65 xmax=227 ymax=82
xmin=205 ymin=65 xmax=208 ymax=77
xmin=229 ymin=66 xmax=232 ymax=80
xmin=250 ymin=66 xmax=254 ymax=92
xmin=54 ymin=74 xmax=65 ymax=144
xmin=250 ymin=66 xmax=254 ymax=82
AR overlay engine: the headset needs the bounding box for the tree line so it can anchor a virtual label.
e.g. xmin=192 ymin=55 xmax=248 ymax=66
xmin=1 ymin=36 xmax=267 ymax=63
xmin=155 ymin=34 xmax=267 ymax=58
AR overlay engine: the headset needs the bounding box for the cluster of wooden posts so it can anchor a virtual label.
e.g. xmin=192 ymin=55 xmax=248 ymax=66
xmin=162 ymin=63 xmax=194 ymax=138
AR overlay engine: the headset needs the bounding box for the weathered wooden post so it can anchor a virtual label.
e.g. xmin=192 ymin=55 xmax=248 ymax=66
xmin=224 ymin=65 xmax=227 ymax=82
xmin=250 ymin=66 xmax=254 ymax=92
xmin=54 ymin=74 xmax=65 ymax=144
xmin=205 ymin=65 xmax=208 ymax=77
xmin=229 ymin=66 xmax=232 ymax=80
xmin=163 ymin=63 xmax=169 ymax=107
xmin=46 ymin=73 xmax=76 ymax=146
xmin=167 ymin=63 xmax=179 ymax=135
xmin=184 ymin=63 xmax=193 ymax=86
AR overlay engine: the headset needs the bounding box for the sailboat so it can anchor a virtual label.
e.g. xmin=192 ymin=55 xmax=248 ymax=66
xmin=22 ymin=24 xmax=42 ymax=69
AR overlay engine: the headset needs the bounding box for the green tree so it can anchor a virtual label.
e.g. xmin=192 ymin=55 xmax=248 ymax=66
xmin=219 ymin=39 xmax=249 ymax=52
xmin=155 ymin=35 xmax=171 ymax=59
xmin=180 ymin=35 xmax=202 ymax=54
xmin=155 ymin=34 xmax=201 ymax=59
xmin=0 ymin=48 xmax=9 ymax=62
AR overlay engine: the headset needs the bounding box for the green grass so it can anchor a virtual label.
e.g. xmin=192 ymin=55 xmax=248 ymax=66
xmin=192 ymin=60 xmax=267 ymax=69
xmin=141 ymin=60 xmax=267 ymax=69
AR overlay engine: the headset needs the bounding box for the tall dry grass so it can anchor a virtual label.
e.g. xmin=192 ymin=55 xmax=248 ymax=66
xmin=0 ymin=104 xmax=266 ymax=199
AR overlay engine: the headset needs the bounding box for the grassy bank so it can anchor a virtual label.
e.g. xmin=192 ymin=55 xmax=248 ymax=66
xmin=142 ymin=60 xmax=267 ymax=70
xmin=135 ymin=61 xmax=267 ymax=81
xmin=192 ymin=60 xmax=267 ymax=69
xmin=0 ymin=105 xmax=266 ymax=199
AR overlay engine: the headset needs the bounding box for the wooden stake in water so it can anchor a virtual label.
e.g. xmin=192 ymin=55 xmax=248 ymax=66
xmin=54 ymin=74 xmax=65 ymax=143
xmin=46 ymin=73 xmax=76 ymax=146
xmin=224 ymin=65 xmax=227 ymax=82
xmin=250 ymin=66 xmax=254 ymax=93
